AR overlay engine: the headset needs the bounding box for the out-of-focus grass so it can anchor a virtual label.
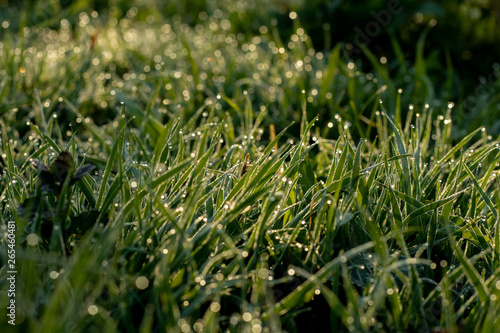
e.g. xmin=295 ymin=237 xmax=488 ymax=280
xmin=1 ymin=4 xmax=500 ymax=333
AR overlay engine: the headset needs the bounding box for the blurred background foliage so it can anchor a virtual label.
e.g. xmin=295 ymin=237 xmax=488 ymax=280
xmin=1 ymin=0 xmax=499 ymax=136
xmin=2 ymin=0 xmax=498 ymax=81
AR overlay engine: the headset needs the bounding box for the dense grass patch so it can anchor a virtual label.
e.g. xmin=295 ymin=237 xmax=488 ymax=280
xmin=1 ymin=6 xmax=500 ymax=333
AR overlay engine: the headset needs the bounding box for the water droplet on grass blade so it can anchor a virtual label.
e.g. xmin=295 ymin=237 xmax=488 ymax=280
xmin=135 ymin=276 xmax=149 ymax=289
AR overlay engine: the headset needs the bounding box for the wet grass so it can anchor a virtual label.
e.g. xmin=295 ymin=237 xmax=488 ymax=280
xmin=1 ymin=6 xmax=500 ymax=333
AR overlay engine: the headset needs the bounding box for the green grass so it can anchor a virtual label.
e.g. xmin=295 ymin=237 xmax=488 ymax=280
xmin=1 ymin=6 xmax=500 ymax=333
